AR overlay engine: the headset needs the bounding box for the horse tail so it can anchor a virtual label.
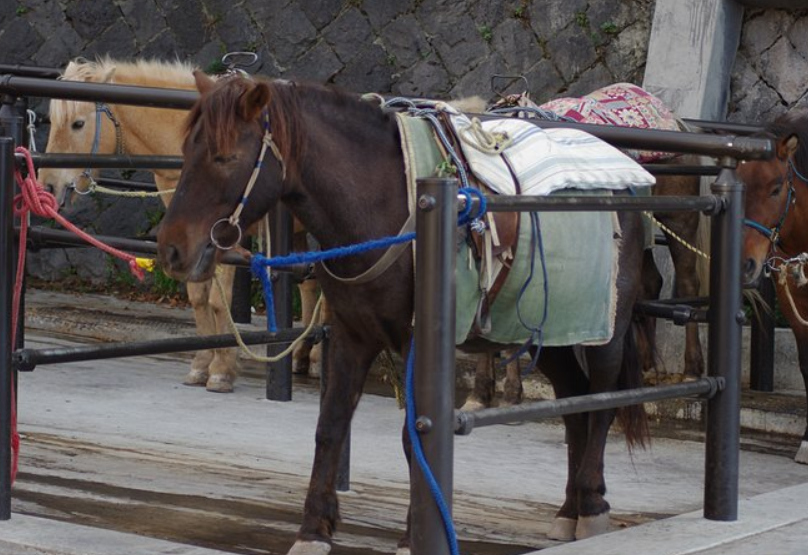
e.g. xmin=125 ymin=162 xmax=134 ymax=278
xmin=616 ymin=326 xmax=650 ymax=450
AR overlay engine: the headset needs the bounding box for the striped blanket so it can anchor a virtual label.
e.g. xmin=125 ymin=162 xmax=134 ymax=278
xmin=448 ymin=110 xmax=656 ymax=197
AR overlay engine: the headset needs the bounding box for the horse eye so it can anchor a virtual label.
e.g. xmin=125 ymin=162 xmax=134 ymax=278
xmin=213 ymin=154 xmax=236 ymax=164
xmin=770 ymin=184 xmax=783 ymax=198
xmin=71 ymin=120 xmax=85 ymax=130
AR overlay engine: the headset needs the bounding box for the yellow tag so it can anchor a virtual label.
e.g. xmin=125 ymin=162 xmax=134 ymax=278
xmin=135 ymin=258 xmax=155 ymax=272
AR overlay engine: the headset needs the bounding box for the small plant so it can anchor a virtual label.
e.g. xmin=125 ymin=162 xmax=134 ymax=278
xmin=152 ymin=266 xmax=180 ymax=298
xmin=575 ymin=11 xmax=589 ymax=28
xmin=436 ymin=158 xmax=457 ymax=177
xmin=600 ymin=21 xmax=618 ymax=34
xmin=513 ymin=0 xmax=529 ymax=21
xmin=205 ymin=59 xmax=227 ymax=74
xmin=479 ymin=25 xmax=493 ymax=43
xmin=15 ymin=5 xmax=29 ymax=16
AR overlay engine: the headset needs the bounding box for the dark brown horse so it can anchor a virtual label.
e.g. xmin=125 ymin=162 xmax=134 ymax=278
xmin=739 ymin=109 xmax=808 ymax=465
xmin=157 ymin=72 xmax=650 ymax=554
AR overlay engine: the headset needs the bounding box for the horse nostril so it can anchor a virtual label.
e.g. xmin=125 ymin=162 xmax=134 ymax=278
xmin=163 ymin=244 xmax=182 ymax=271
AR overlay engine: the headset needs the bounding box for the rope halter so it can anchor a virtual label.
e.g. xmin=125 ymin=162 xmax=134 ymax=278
xmin=210 ymin=109 xmax=285 ymax=250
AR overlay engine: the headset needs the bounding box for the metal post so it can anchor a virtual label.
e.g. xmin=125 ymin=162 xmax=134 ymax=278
xmin=0 ymin=137 xmax=15 ymax=519
xmin=266 ymin=205 xmax=294 ymax=401
xmin=749 ymin=277 xmax=775 ymax=392
xmin=1 ymin=99 xmax=24 ymax=352
xmin=411 ymin=177 xmax=456 ymax=555
xmin=704 ymin=164 xmax=743 ymax=520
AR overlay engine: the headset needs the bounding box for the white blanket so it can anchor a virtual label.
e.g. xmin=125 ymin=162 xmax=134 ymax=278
xmin=449 ymin=113 xmax=655 ymax=196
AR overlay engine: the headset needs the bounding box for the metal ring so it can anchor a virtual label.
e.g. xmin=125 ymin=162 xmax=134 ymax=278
xmin=71 ymin=173 xmax=96 ymax=195
xmin=210 ymin=218 xmax=242 ymax=251
xmin=221 ymin=51 xmax=259 ymax=69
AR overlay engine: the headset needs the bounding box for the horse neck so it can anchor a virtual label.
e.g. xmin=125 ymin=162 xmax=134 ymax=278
xmin=288 ymin=108 xmax=410 ymax=251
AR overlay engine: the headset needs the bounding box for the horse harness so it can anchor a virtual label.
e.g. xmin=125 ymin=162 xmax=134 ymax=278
xmin=743 ymin=158 xmax=800 ymax=262
xmin=73 ymin=102 xmax=126 ymax=196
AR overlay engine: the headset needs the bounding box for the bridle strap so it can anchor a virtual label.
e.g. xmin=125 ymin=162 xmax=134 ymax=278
xmin=211 ymin=110 xmax=285 ymax=250
xmin=320 ymin=211 xmax=416 ymax=284
xmin=743 ymin=160 xmax=796 ymax=247
xmin=74 ymin=102 xmax=125 ymax=194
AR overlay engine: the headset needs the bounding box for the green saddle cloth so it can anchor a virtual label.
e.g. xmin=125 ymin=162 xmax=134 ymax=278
xmin=395 ymin=114 xmax=619 ymax=348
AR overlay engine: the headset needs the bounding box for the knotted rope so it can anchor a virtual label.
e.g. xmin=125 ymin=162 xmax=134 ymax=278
xmin=10 ymin=147 xmax=147 ymax=485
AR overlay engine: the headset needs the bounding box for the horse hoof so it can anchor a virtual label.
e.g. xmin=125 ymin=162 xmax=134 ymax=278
xmin=547 ymin=516 xmax=577 ymax=541
xmin=576 ymin=512 xmax=611 ymax=539
xmin=459 ymin=398 xmax=487 ymax=412
xmin=183 ymin=369 xmax=208 ymax=386
xmin=795 ymin=441 xmax=808 ymax=465
xmin=287 ymin=540 xmax=331 ymax=555
xmin=206 ymin=375 xmax=234 ymax=393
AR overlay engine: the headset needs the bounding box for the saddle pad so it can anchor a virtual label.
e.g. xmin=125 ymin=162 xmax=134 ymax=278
xmin=395 ymin=114 xmax=619 ymax=348
xmin=456 ymin=193 xmax=618 ymax=346
xmin=449 ymin=113 xmax=656 ymax=197
xmin=539 ymin=82 xmax=681 ymax=163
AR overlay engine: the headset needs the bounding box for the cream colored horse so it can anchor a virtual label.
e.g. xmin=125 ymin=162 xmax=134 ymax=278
xmin=39 ymin=57 xmax=320 ymax=392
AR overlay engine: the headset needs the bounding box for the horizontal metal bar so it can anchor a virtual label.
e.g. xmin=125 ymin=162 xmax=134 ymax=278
xmin=681 ymin=118 xmax=764 ymax=135
xmin=0 ymin=74 xmax=197 ymax=109
xmin=634 ymin=299 xmax=709 ymax=325
xmin=0 ymin=64 xmax=61 ymax=79
xmin=643 ymin=164 xmax=721 ymax=176
xmin=472 ymin=194 xmax=721 ymax=213
xmin=455 ymin=377 xmax=721 ymax=435
xmin=26 ymin=152 xmax=183 ymax=169
xmin=13 ymin=326 xmax=323 ymax=371
xmin=478 ymin=114 xmax=773 ymax=159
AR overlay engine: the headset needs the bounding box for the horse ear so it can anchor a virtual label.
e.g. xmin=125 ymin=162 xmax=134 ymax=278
xmin=193 ymin=70 xmax=216 ymax=94
xmin=239 ymin=82 xmax=270 ymax=121
xmin=100 ymin=67 xmax=116 ymax=84
xmin=777 ymin=134 xmax=799 ymax=160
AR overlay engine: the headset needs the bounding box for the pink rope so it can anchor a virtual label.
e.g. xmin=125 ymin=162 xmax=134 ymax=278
xmin=8 ymin=147 xmax=146 ymax=484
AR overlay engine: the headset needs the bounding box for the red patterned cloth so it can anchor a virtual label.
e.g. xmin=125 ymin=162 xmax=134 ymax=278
xmin=539 ymin=83 xmax=681 ymax=163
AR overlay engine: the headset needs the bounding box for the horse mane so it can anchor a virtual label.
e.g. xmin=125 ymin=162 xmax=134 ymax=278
xmin=185 ymin=75 xmax=390 ymax=184
xmin=764 ymin=109 xmax=808 ymax=172
xmin=50 ymin=57 xmax=197 ymax=128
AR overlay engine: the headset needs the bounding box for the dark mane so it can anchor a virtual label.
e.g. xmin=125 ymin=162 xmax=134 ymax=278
xmin=185 ymin=76 xmax=391 ymax=183
xmin=765 ymin=109 xmax=808 ymax=173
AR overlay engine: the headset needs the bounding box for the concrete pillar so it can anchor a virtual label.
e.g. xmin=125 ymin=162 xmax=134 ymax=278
xmin=642 ymin=0 xmax=745 ymax=299
xmin=643 ymin=0 xmax=744 ymax=121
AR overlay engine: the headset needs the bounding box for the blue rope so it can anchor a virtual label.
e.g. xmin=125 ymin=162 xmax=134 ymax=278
xmin=404 ymin=338 xmax=460 ymax=555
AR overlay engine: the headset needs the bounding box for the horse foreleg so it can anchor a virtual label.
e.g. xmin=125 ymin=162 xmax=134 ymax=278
xmin=538 ymin=347 xmax=590 ymax=541
xmin=291 ymin=329 xmax=379 ymax=555
xmin=185 ymin=279 xmax=216 ymax=386
xmin=656 ymin=206 xmax=705 ymax=379
xmin=636 ymin=248 xmax=663 ymax=374
xmin=206 ymin=265 xmax=239 ymax=393
xmin=460 ymin=351 xmax=496 ymax=411
xmin=501 ymin=351 xmax=523 ymax=406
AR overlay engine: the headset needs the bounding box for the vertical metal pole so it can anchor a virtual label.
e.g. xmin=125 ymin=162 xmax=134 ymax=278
xmin=0 ymin=137 xmax=15 ymax=519
xmin=704 ymin=164 xmax=743 ymax=520
xmin=411 ymin=177 xmax=456 ymax=555
xmin=318 ymin=326 xmax=350 ymax=491
xmin=749 ymin=277 xmax=775 ymax=392
xmin=1 ymin=99 xmax=24 ymax=352
xmin=266 ymin=205 xmax=294 ymax=401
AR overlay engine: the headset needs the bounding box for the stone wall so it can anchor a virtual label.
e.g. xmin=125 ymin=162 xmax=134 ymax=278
xmin=0 ymin=0 xmax=805 ymax=284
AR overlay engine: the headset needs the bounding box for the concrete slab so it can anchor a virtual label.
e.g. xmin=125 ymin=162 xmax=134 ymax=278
xmin=5 ymin=289 xmax=808 ymax=554
xmin=534 ymin=482 xmax=808 ymax=555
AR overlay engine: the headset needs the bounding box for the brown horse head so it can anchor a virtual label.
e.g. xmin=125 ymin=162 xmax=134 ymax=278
xmin=157 ymin=72 xmax=295 ymax=282
xmin=738 ymin=110 xmax=808 ymax=286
